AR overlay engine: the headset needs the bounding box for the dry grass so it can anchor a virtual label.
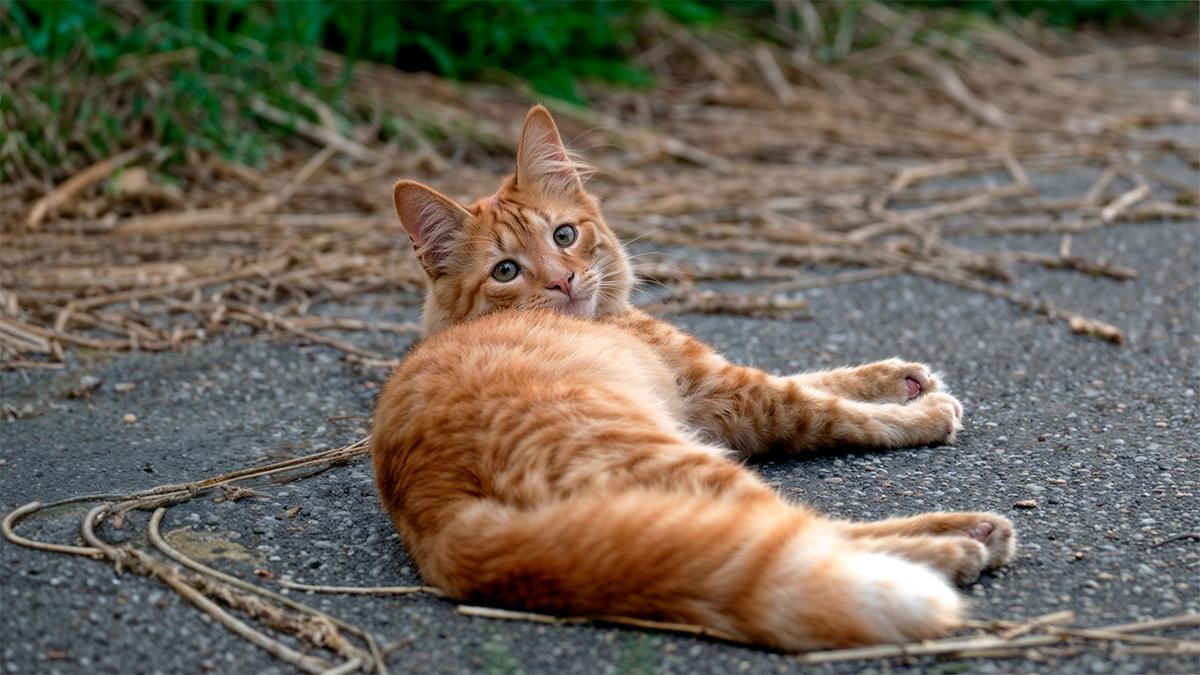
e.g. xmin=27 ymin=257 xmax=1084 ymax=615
xmin=2 ymin=8 xmax=1197 ymax=369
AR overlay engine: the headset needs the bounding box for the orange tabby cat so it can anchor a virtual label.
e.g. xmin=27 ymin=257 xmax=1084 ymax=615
xmin=372 ymin=105 xmax=1015 ymax=650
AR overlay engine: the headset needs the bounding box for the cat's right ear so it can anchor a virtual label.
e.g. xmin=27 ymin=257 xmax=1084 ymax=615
xmin=393 ymin=180 xmax=470 ymax=278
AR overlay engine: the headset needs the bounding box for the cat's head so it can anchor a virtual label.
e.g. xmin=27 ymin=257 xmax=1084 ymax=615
xmin=393 ymin=105 xmax=635 ymax=336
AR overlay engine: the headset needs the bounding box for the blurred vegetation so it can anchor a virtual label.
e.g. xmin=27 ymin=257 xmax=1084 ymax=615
xmin=904 ymin=0 xmax=1197 ymax=30
xmin=2 ymin=0 xmax=1195 ymax=184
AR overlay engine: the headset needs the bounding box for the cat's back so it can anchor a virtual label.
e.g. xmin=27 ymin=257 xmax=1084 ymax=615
xmin=372 ymin=309 xmax=684 ymax=533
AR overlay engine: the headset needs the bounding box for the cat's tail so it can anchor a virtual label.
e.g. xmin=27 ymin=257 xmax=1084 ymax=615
xmin=418 ymin=490 xmax=965 ymax=651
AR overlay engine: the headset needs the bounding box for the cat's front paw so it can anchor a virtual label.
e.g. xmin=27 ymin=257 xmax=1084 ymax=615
xmin=910 ymin=392 xmax=963 ymax=445
xmin=860 ymin=359 xmax=944 ymax=404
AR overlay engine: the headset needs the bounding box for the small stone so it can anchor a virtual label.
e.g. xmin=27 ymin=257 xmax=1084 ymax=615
xmin=114 ymin=382 xmax=137 ymax=393
xmin=1015 ymin=499 xmax=1038 ymax=509
xmin=68 ymin=375 xmax=104 ymax=399
xmin=122 ymin=413 xmax=137 ymax=424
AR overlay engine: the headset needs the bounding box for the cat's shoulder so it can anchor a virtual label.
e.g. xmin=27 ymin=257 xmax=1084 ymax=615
xmin=407 ymin=308 xmax=618 ymax=354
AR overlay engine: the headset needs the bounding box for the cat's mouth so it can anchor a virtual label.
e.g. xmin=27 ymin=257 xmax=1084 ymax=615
xmin=552 ymin=292 xmax=597 ymax=319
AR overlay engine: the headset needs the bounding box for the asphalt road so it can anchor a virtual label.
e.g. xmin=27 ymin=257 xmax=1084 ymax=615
xmin=3 ymin=81 xmax=1198 ymax=675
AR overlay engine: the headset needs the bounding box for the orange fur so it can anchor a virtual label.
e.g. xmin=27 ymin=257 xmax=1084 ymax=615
xmin=372 ymin=105 xmax=1016 ymax=651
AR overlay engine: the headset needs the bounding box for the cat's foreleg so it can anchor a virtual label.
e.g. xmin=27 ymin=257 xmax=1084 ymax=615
xmin=681 ymin=363 xmax=963 ymax=454
xmin=790 ymin=358 xmax=949 ymax=404
xmin=613 ymin=311 xmax=963 ymax=453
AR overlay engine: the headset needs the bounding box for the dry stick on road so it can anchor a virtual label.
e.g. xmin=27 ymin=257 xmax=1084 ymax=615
xmin=2 ymin=442 xmax=378 ymax=672
xmin=278 ymin=579 xmax=446 ymax=597
xmin=908 ymin=263 xmax=1127 ymax=344
xmin=147 ymin=508 xmax=384 ymax=674
xmin=81 ymin=505 xmax=336 ymax=674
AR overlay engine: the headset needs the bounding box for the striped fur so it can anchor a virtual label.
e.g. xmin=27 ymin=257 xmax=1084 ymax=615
xmin=372 ymin=105 xmax=1016 ymax=651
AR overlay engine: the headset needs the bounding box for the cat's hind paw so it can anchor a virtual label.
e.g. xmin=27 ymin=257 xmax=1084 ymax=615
xmin=962 ymin=515 xmax=1017 ymax=570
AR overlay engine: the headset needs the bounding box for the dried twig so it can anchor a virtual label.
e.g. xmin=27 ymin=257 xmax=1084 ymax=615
xmin=148 ymin=508 xmax=382 ymax=673
xmin=81 ymin=506 xmax=334 ymax=674
xmin=248 ymin=98 xmax=390 ymax=165
xmin=26 ymin=146 xmax=149 ymax=230
xmin=278 ymin=579 xmax=446 ymax=597
xmin=1101 ymin=178 xmax=1152 ymax=223
xmin=454 ymin=605 xmax=746 ymax=643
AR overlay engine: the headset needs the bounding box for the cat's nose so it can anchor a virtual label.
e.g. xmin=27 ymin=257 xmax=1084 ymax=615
xmin=548 ymin=272 xmax=575 ymax=297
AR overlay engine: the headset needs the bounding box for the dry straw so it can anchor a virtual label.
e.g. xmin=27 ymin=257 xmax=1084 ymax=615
xmin=3 ymin=5 xmax=1197 ymax=368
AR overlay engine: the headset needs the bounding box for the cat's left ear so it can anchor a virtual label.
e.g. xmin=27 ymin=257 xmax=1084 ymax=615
xmin=515 ymin=105 xmax=583 ymax=196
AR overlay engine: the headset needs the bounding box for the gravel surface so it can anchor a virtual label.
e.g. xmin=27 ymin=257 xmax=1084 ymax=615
xmin=3 ymin=76 xmax=1198 ymax=675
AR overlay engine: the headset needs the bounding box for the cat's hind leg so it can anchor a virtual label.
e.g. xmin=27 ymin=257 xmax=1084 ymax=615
xmin=419 ymin=491 xmax=968 ymax=651
xmin=756 ymin=539 xmax=968 ymax=647
xmin=839 ymin=512 xmax=1016 ymax=571
xmin=791 ymin=358 xmax=946 ymax=404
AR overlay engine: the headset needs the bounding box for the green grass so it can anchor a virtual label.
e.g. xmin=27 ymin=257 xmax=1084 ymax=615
xmin=2 ymin=0 xmax=339 ymax=181
xmin=616 ymin=633 xmax=660 ymax=675
xmin=478 ymin=629 xmax=524 ymax=675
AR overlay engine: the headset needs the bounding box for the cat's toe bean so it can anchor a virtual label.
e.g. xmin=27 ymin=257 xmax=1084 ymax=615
xmin=967 ymin=521 xmax=993 ymax=543
xmin=905 ymin=377 xmax=922 ymax=400
xmin=953 ymin=515 xmax=1016 ymax=570
xmin=902 ymin=363 xmax=941 ymax=397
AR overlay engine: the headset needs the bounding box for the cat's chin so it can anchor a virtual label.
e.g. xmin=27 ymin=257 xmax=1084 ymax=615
xmin=555 ymin=295 xmax=597 ymax=320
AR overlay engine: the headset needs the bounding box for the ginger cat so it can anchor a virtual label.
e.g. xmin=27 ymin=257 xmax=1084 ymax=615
xmin=371 ymin=105 xmax=1015 ymax=651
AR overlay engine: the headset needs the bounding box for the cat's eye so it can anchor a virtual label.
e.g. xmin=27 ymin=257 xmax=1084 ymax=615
xmin=553 ymin=225 xmax=577 ymax=247
xmin=492 ymin=260 xmax=520 ymax=282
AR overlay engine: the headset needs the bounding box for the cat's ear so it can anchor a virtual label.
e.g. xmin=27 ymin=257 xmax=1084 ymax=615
xmin=393 ymin=180 xmax=470 ymax=277
xmin=515 ymin=105 xmax=583 ymax=196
